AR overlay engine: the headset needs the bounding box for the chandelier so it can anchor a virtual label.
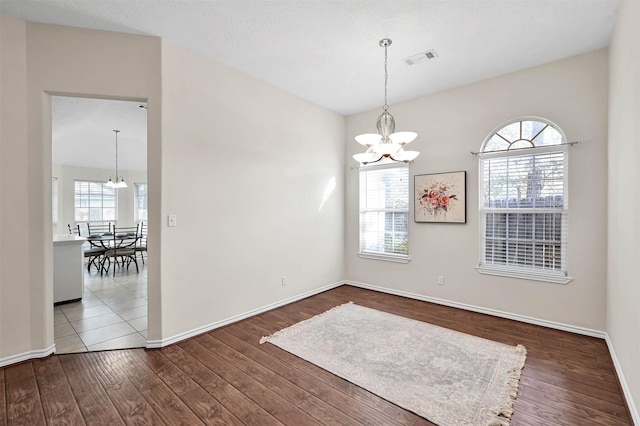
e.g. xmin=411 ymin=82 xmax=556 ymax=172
xmin=353 ymin=39 xmax=419 ymax=164
xmin=106 ymin=129 xmax=127 ymax=188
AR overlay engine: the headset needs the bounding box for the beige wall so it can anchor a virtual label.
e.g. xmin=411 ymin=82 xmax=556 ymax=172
xmin=0 ymin=13 xmax=32 ymax=361
xmin=0 ymin=16 xmax=162 ymax=362
xmin=608 ymin=0 xmax=640 ymax=420
xmin=159 ymin=40 xmax=345 ymax=339
xmin=0 ymin=15 xmax=344 ymax=363
xmin=346 ymin=49 xmax=609 ymax=331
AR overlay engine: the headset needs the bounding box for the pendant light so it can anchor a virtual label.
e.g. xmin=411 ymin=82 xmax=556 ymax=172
xmin=353 ymin=39 xmax=419 ymax=164
xmin=106 ymin=129 xmax=127 ymax=188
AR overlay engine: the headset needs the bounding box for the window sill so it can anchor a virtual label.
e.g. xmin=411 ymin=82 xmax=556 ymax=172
xmin=476 ymin=265 xmax=573 ymax=284
xmin=358 ymin=252 xmax=411 ymax=264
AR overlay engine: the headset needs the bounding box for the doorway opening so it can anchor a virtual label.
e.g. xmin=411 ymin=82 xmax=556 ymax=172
xmin=51 ymin=95 xmax=148 ymax=353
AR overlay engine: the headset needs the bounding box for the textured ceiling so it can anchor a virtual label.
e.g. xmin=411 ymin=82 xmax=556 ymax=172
xmin=2 ymin=0 xmax=621 ymax=171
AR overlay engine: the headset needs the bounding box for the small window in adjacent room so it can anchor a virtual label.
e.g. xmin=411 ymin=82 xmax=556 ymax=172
xmin=358 ymin=163 xmax=410 ymax=263
xmin=477 ymin=118 xmax=572 ymax=284
xmin=52 ymin=177 xmax=59 ymax=235
xmin=134 ymin=182 xmax=148 ymax=224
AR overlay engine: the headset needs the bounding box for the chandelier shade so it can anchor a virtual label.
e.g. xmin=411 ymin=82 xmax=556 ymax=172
xmin=389 ymin=131 xmax=418 ymax=145
xmin=106 ymin=129 xmax=127 ymax=188
xmin=355 ymin=133 xmax=382 ymax=147
xmin=106 ymin=178 xmax=128 ymax=189
xmin=372 ymin=141 xmax=401 ymax=156
xmin=353 ymin=39 xmax=420 ymax=165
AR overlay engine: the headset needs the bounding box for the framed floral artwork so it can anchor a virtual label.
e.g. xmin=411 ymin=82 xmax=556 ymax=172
xmin=415 ymin=171 xmax=466 ymax=223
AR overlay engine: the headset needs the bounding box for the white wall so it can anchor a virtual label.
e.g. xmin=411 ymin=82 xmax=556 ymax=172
xmin=53 ymin=164 xmax=147 ymax=234
xmin=159 ymin=40 xmax=345 ymax=340
xmin=346 ymin=49 xmax=609 ymax=331
xmin=608 ymin=0 xmax=640 ymax=421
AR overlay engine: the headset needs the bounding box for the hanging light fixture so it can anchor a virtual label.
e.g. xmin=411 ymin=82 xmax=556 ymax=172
xmin=353 ymin=39 xmax=419 ymax=165
xmin=106 ymin=129 xmax=127 ymax=188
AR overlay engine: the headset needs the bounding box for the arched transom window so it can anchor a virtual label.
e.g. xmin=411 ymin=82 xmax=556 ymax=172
xmin=482 ymin=119 xmax=564 ymax=152
xmin=477 ymin=117 xmax=572 ymax=284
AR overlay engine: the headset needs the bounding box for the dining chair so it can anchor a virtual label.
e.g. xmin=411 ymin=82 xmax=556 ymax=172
xmin=135 ymin=222 xmax=147 ymax=264
xmin=69 ymin=223 xmax=107 ymax=272
xmin=87 ymin=222 xmax=112 ymax=236
xmin=100 ymin=226 xmax=140 ymax=276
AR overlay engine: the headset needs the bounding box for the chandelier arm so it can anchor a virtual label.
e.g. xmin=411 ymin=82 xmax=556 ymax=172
xmin=363 ymin=155 xmax=386 ymax=166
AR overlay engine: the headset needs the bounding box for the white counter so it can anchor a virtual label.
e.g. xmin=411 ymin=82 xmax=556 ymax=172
xmin=53 ymin=235 xmax=86 ymax=304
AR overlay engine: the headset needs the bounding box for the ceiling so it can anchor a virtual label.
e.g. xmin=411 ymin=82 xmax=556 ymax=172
xmin=52 ymin=97 xmax=148 ymax=171
xmin=2 ymin=0 xmax=621 ymax=170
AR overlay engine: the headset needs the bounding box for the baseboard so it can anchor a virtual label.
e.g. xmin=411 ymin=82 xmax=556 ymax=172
xmin=146 ymin=281 xmax=344 ymax=348
xmin=0 ymin=344 xmax=56 ymax=368
xmin=343 ymin=280 xmax=607 ymax=339
xmin=605 ymin=335 xmax=639 ymax=425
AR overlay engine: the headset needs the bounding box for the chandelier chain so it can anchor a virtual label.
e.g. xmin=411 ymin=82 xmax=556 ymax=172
xmin=383 ymin=42 xmax=388 ymax=111
xmin=114 ymin=130 xmax=120 ymax=181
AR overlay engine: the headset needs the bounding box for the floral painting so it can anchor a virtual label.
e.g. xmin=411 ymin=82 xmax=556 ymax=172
xmin=415 ymin=171 xmax=466 ymax=223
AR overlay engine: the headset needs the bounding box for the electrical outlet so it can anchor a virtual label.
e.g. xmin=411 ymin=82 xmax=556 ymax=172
xmin=281 ymin=276 xmax=287 ymax=286
xmin=437 ymin=275 xmax=444 ymax=285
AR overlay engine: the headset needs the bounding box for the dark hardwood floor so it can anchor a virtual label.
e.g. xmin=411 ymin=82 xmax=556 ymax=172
xmin=1 ymin=285 xmax=633 ymax=425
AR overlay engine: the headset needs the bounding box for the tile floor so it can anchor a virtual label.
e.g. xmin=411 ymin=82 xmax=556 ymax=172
xmin=54 ymin=261 xmax=147 ymax=353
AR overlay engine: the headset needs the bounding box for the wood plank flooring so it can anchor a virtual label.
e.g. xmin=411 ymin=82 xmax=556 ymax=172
xmin=0 ymin=285 xmax=633 ymax=425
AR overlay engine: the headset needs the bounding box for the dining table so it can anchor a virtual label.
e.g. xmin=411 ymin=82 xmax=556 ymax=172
xmin=86 ymin=232 xmax=139 ymax=249
xmin=86 ymin=232 xmax=140 ymax=274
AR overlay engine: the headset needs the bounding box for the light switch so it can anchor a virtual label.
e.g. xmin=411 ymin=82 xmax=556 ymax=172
xmin=168 ymin=214 xmax=177 ymax=227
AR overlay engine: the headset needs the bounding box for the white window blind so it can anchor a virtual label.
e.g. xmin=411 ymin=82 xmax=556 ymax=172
xmin=480 ymin=148 xmax=569 ymax=281
xmin=478 ymin=118 xmax=571 ymax=284
xmin=359 ymin=164 xmax=409 ymax=260
xmin=74 ymin=180 xmax=117 ymax=224
xmin=134 ymin=182 xmax=148 ymax=223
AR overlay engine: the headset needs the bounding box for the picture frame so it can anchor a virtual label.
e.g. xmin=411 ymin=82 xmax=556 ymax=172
xmin=414 ymin=171 xmax=466 ymax=223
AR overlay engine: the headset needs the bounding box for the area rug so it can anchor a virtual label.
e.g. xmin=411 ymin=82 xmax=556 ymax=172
xmin=260 ymin=302 xmax=526 ymax=426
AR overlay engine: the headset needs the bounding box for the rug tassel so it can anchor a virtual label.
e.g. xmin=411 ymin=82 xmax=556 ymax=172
xmin=487 ymin=418 xmax=510 ymax=426
xmin=488 ymin=344 xmax=527 ymax=424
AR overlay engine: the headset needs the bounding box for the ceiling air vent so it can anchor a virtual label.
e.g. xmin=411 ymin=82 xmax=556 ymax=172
xmin=403 ymin=49 xmax=439 ymax=66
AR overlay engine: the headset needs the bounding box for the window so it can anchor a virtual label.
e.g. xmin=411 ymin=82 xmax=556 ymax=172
xmin=52 ymin=177 xmax=59 ymax=234
xmin=134 ymin=182 xmax=148 ymax=223
xmin=74 ymin=180 xmax=116 ymax=225
xmin=477 ymin=118 xmax=572 ymax=283
xmin=359 ymin=163 xmax=410 ymax=263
